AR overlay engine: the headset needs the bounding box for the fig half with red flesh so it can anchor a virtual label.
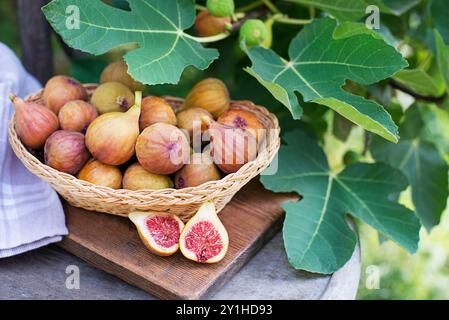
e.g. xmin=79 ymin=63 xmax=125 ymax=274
xmin=179 ymin=202 xmax=229 ymax=263
xmin=129 ymin=212 xmax=185 ymax=256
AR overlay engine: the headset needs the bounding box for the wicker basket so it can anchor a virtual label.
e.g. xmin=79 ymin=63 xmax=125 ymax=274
xmin=8 ymin=84 xmax=280 ymax=222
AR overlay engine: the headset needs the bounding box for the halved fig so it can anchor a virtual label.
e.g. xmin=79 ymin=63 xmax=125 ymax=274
xmin=129 ymin=212 xmax=184 ymax=256
xmin=179 ymin=202 xmax=229 ymax=264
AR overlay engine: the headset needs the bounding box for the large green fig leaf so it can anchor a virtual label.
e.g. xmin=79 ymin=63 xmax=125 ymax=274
xmin=371 ymin=106 xmax=449 ymax=229
xmin=430 ymin=0 xmax=449 ymax=44
xmin=393 ymin=68 xmax=446 ymax=97
xmin=261 ymin=129 xmax=420 ymax=274
xmin=434 ymin=30 xmax=449 ymax=93
xmin=245 ymin=18 xmax=407 ymax=142
xmin=286 ymin=0 xmax=419 ymax=21
xmin=42 ymin=0 xmax=219 ymax=85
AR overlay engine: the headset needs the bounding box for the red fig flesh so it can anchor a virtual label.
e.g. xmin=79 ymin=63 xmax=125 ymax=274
xmin=129 ymin=212 xmax=185 ymax=256
xmin=180 ymin=202 xmax=228 ymax=263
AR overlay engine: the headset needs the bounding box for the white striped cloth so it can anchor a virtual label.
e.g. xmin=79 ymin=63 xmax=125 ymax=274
xmin=0 ymin=42 xmax=68 ymax=258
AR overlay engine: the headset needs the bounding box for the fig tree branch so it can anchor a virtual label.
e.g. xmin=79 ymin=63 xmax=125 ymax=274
xmin=389 ymin=79 xmax=448 ymax=104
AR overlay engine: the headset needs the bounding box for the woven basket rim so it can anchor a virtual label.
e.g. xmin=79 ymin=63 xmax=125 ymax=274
xmin=8 ymin=84 xmax=281 ymax=203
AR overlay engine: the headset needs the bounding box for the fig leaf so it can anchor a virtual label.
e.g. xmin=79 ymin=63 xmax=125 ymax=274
xmin=244 ymin=18 xmax=407 ymax=143
xmin=42 ymin=0 xmax=219 ymax=85
xmin=261 ymin=129 xmax=420 ymax=274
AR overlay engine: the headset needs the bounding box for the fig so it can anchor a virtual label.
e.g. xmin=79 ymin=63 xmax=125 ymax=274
xmin=208 ymin=120 xmax=258 ymax=174
xmin=123 ymin=163 xmax=173 ymax=190
xmin=9 ymin=94 xmax=59 ymax=149
xmin=44 ymin=130 xmax=89 ymax=175
xmin=217 ymin=108 xmax=265 ymax=144
xmin=177 ymin=107 xmax=213 ymax=144
xmin=90 ymin=81 xmax=135 ymax=114
xmin=206 ymin=0 xmax=234 ymax=17
xmin=194 ymin=11 xmax=231 ymax=37
xmin=77 ymin=159 xmax=122 ymax=189
xmin=179 ymin=202 xmax=229 ymax=263
xmin=43 ymin=75 xmax=88 ymax=114
xmin=129 ymin=211 xmax=185 ymax=256
xmin=239 ymin=19 xmax=267 ymax=47
xmin=139 ymin=96 xmax=177 ymax=130
xmin=174 ymin=153 xmax=221 ymax=188
xmin=100 ymin=60 xmax=145 ymax=92
xmin=86 ymin=103 xmax=141 ymax=165
xmin=136 ymin=123 xmax=190 ymax=175
xmin=58 ymin=100 xmax=98 ymax=133
xmin=183 ymin=78 xmax=230 ymax=119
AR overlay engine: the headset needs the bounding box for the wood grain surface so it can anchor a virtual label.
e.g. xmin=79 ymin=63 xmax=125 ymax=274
xmin=59 ymin=178 xmax=297 ymax=300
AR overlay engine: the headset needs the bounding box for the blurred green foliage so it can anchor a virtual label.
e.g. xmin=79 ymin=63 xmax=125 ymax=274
xmin=0 ymin=1 xmax=21 ymax=55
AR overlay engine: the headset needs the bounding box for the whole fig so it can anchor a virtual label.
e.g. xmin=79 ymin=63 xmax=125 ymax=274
xmin=100 ymin=60 xmax=145 ymax=92
xmin=239 ymin=19 xmax=267 ymax=47
xmin=177 ymin=107 xmax=213 ymax=141
xmin=91 ymin=82 xmax=135 ymax=114
xmin=208 ymin=121 xmax=258 ymax=174
xmin=9 ymin=94 xmax=59 ymax=149
xmin=123 ymin=163 xmax=173 ymax=190
xmin=136 ymin=123 xmax=190 ymax=175
xmin=217 ymin=108 xmax=265 ymax=144
xmin=206 ymin=0 xmax=234 ymax=17
xmin=85 ymin=104 xmax=141 ymax=165
xmin=174 ymin=153 xmax=221 ymax=188
xmin=77 ymin=159 xmax=122 ymax=189
xmin=58 ymin=100 xmax=98 ymax=133
xmin=43 ymin=76 xmax=88 ymax=114
xmin=183 ymin=78 xmax=230 ymax=118
xmin=44 ymin=130 xmax=89 ymax=175
xmin=139 ymin=96 xmax=177 ymax=130
xmin=194 ymin=11 xmax=231 ymax=37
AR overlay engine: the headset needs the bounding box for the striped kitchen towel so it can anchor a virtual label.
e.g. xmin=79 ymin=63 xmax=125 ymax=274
xmin=0 ymin=42 xmax=68 ymax=258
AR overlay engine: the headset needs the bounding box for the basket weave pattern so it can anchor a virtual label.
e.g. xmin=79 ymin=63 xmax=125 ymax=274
xmin=8 ymin=85 xmax=280 ymax=222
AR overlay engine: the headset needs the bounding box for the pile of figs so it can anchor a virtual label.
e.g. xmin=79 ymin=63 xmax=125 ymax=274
xmin=10 ymin=60 xmax=266 ymax=191
xmin=10 ymin=60 xmax=268 ymax=264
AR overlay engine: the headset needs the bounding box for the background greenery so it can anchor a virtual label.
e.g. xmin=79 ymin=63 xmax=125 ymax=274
xmin=1 ymin=0 xmax=448 ymax=299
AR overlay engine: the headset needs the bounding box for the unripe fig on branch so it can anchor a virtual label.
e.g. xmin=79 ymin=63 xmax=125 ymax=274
xmin=239 ymin=19 xmax=268 ymax=47
xmin=206 ymin=0 xmax=235 ymax=17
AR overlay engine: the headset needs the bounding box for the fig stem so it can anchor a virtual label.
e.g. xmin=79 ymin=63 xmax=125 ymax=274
xmin=261 ymin=0 xmax=280 ymax=13
xmin=134 ymin=91 xmax=142 ymax=108
xmin=195 ymin=4 xmax=207 ymax=11
xmin=8 ymin=93 xmax=16 ymax=103
xmin=200 ymin=115 xmax=213 ymax=126
xmin=185 ymin=32 xmax=231 ymax=43
xmin=272 ymin=14 xmax=312 ymax=25
xmin=236 ymin=0 xmax=263 ymax=13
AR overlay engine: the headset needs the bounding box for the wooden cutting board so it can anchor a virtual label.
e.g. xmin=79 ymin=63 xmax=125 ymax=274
xmin=58 ymin=178 xmax=296 ymax=300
